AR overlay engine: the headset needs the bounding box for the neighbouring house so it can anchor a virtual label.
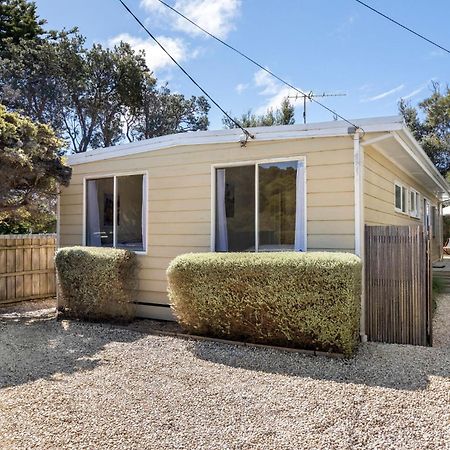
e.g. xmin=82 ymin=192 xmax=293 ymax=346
xmin=59 ymin=115 xmax=450 ymax=339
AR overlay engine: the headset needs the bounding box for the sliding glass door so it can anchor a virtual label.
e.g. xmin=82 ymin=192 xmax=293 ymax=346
xmin=215 ymin=160 xmax=305 ymax=252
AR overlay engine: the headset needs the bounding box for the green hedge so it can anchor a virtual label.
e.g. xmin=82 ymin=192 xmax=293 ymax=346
xmin=167 ymin=252 xmax=362 ymax=356
xmin=55 ymin=246 xmax=137 ymax=321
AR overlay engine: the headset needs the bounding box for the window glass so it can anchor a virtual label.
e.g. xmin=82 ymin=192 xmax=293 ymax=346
xmin=410 ymin=191 xmax=415 ymax=213
xmin=258 ymin=161 xmax=297 ymax=250
xmin=431 ymin=206 xmax=437 ymax=238
xmin=395 ymin=184 xmax=402 ymax=210
xmin=215 ymin=160 xmax=304 ymax=252
xmin=86 ymin=178 xmax=114 ymax=247
xmin=85 ymin=174 xmax=145 ymax=251
xmin=116 ymin=175 xmax=144 ymax=252
xmin=215 ymin=165 xmax=255 ymax=251
xmin=401 ymin=186 xmax=407 ymax=213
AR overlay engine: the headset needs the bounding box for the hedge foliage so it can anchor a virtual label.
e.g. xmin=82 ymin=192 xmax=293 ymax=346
xmin=167 ymin=252 xmax=362 ymax=356
xmin=55 ymin=246 xmax=137 ymax=321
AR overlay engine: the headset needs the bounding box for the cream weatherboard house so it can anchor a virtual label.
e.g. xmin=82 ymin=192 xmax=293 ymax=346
xmin=59 ymin=116 xmax=450 ymax=338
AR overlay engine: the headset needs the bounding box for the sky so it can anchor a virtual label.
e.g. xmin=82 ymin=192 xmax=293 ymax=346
xmin=33 ymin=0 xmax=450 ymax=129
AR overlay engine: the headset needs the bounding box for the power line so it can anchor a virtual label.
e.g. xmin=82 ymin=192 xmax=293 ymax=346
xmin=117 ymin=0 xmax=254 ymax=142
xmin=155 ymin=0 xmax=361 ymax=132
xmin=354 ymin=0 xmax=450 ymax=54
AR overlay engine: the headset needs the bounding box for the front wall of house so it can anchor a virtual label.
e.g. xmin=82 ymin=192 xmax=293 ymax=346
xmin=363 ymin=144 xmax=442 ymax=261
xmin=59 ymin=135 xmax=355 ymax=318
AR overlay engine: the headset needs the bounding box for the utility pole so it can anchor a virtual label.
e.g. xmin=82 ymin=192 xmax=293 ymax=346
xmin=287 ymin=92 xmax=347 ymax=124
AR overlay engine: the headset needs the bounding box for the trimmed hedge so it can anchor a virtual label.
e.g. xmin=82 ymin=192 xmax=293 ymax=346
xmin=55 ymin=246 xmax=137 ymax=321
xmin=167 ymin=252 xmax=361 ymax=356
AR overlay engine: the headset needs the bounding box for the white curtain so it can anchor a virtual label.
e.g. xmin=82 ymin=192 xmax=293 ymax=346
xmin=294 ymin=161 xmax=305 ymax=251
xmin=216 ymin=169 xmax=228 ymax=251
xmin=87 ymin=180 xmax=101 ymax=246
xmin=141 ymin=176 xmax=146 ymax=251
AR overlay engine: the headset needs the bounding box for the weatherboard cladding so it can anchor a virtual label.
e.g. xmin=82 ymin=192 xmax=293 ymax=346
xmin=60 ymin=116 xmax=449 ymax=318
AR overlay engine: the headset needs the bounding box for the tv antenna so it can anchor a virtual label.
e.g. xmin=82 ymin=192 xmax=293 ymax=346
xmin=287 ymin=92 xmax=347 ymax=124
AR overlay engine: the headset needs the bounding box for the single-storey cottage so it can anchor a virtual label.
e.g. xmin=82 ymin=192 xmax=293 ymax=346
xmin=59 ymin=116 xmax=450 ymax=338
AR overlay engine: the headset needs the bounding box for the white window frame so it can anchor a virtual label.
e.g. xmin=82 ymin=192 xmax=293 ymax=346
xmin=409 ymin=188 xmax=420 ymax=218
xmin=82 ymin=171 xmax=148 ymax=255
xmin=394 ymin=181 xmax=408 ymax=214
xmin=210 ymin=156 xmax=307 ymax=252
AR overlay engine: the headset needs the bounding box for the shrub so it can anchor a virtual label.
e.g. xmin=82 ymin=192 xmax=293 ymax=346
xmin=55 ymin=246 xmax=137 ymax=321
xmin=167 ymin=252 xmax=362 ymax=356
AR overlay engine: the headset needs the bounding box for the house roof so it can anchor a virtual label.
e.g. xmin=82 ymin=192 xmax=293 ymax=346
xmin=67 ymin=115 xmax=450 ymax=200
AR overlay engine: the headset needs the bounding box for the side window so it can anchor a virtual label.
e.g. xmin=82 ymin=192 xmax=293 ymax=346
xmin=431 ymin=206 xmax=437 ymax=238
xmin=394 ymin=183 xmax=407 ymax=213
xmin=85 ymin=174 xmax=146 ymax=252
xmin=409 ymin=189 xmax=420 ymax=218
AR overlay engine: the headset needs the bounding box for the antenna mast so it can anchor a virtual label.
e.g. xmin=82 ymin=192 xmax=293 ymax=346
xmin=288 ymin=92 xmax=347 ymax=124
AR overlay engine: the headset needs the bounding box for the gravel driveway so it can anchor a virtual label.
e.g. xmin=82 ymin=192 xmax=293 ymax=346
xmin=0 ymin=297 xmax=449 ymax=450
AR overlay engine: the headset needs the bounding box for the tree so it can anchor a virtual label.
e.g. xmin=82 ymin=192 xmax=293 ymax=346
xmin=129 ymin=82 xmax=210 ymax=141
xmin=223 ymin=97 xmax=295 ymax=129
xmin=1 ymin=27 xmax=211 ymax=152
xmin=0 ymin=105 xmax=71 ymax=232
xmin=0 ymin=0 xmax=45 ymax=58
xmin=400 ymin=82 xmax=450 ymax=176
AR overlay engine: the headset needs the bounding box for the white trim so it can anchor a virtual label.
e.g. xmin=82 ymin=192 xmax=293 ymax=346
xmin=56 ymin=189 xmax=61 ymax=249
xmin=254 ymin=164 xmax=259 ymax=252
xmin=113 ymin=176 xmax=117 ymax=248
xmin=353 ymin=130 xmax=367 ymax=341
xmin=409 ymin=188 xmax=420 ymax=219
xmin=394 ymin=181 xmax=408 ymax=215
xmin=82 ymin=170 xmax=149 ymax=255
xmin=82 ymin=177 xmax=86 ymax=246
xmin=210 ymin=156 xmax=307 ymax=252
xmin=394 ymin=129 xmax=449 ymax=196
xmin=210 ymin=168 xmax=216 ymax=252
xmin=353 ymin=131 xmax=363 ymax=257
xmin=68 ymin=116 xmax=404 ymax=165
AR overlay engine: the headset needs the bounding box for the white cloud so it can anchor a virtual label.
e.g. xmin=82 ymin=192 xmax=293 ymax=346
xmin=109 ymin=33 xmax=189 ymax=72
xmin=401 ymin=86 xmax=426 ymax=101
xmin=140 ymin=0 xmax=241 ymax=39
xmin=254 ymin=69 xmax=280 ymax=96
xmin=235 ymin=83 xmax=248 ymax=94
xmin=252 ymin=69 xmax=299 ymax=114
xmin=364 ymin=84 xmax=405 ymax=102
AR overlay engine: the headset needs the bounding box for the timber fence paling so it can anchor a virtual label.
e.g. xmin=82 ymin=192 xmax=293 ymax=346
xmin=365 ymin=225 xmax=431 ymax=347
xmin=0 ymin=234 xmax=57 ymax=305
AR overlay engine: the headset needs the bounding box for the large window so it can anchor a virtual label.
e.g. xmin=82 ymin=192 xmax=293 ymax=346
xmin=85 ymin=174 xmax=146 ymax=252
xmin=215 ymin=160 xmax=305 ymax=252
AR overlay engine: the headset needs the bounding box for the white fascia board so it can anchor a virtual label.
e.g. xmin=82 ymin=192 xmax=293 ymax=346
xmin=393 ymin=129 xmax=450 ymax=198
xmin=67 ymin=115 xmax=405 ymax=166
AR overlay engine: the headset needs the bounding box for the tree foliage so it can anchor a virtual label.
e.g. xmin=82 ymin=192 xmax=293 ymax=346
xmin=223 ymin=98 xmax=295 ymax=129
xmin=0 ymin=105 xmax=71 ymax=232
xmin=0 ymin=1 xmax=210 ymax=153
xmin=0 ymin=0 xmax=45 ymax=58
xmin=400 ymin=82 xmax=450 ymax=176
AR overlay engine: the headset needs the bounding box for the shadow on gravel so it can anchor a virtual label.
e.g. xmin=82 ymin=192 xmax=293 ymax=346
xmin=0 ymin=315 xmax=140 ymax=389
xmin=191 ymin=340 xmax=450 ymax=391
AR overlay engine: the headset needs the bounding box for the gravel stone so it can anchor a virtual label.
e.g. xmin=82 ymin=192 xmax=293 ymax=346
xmin=0 ymin=296 xmax=449 ymax=449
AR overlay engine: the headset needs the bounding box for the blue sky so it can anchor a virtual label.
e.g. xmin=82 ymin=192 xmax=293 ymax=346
xmin=34 ymin=0 xmax=449 ymax=129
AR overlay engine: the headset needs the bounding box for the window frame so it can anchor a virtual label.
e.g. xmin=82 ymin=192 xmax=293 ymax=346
xmin=211 ymin=156 xmax=307 ymax=252
xmin=394 ymin=181 xmax=408 ymax=214
xmin=83 ymin=171 xmax=148 ymax=255
xmin=409 ymin=188 xmax=420 ymax=218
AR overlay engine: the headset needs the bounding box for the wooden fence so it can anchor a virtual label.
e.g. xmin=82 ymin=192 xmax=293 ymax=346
xmin=365 ymin=225 xmax=432 ymax=346
xmin=0 ymin=234 xmax=57 ymax=305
